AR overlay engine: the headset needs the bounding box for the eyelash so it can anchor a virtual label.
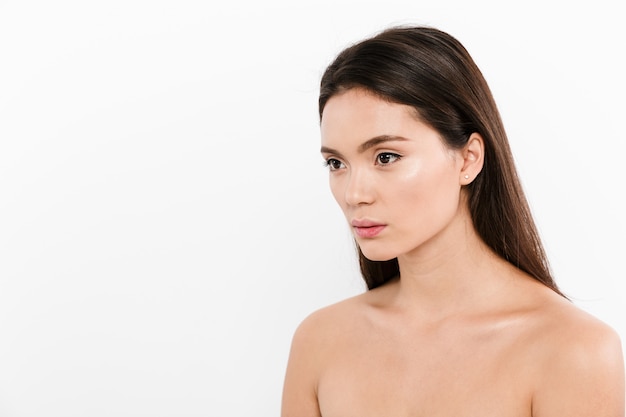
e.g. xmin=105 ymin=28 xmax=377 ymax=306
xmin=376 ymin=152 xmax=401 ymax=165
xmin=323 ymin=152 xmax=402 ymax=171
xmin=323 ymin=158 xmax=344 ymax=171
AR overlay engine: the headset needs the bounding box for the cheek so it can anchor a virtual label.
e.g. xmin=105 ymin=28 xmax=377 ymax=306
xmin=328 ymin=177 xmax=346 ymax=208
xmin=395 ymin=160 xmax=461 ymax=212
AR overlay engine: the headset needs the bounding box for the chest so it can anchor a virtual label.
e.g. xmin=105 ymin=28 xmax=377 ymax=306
xmin=316 ymin=323 xmax=535 ymax=417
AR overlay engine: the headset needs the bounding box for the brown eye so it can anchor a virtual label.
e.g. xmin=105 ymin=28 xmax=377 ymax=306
xmin=325 ymin=158 xmax=345 ymax=171
xmin=376 ymin=152 xmax=401 ymax=165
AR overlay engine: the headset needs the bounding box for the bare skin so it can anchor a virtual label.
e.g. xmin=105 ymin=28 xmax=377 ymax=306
xmin=281 ymin=89 xmax=625 ymax=417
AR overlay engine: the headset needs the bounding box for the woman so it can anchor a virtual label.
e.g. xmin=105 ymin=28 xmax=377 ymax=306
xmin=281 ymin=26 xmax=624 ymax=417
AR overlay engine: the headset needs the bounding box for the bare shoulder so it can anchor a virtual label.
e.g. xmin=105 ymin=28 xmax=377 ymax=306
xmin=528 ymin=289 xmax=625 ymax=416
xmin=531 ymin=291 xmax=623 ymax=364
xmin=281 ymin=293 xmax=369 ymax=417
xmin=289 ymin=291 xmax=370 ymax=352
xmin=531 ymin=288 xmax=614 ymax=335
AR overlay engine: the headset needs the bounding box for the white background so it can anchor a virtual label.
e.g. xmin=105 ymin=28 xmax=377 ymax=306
xmin=0 ymin=0 xmax=624 ymax=415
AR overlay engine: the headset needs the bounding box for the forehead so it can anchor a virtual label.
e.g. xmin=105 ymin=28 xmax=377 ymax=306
xmin=320 ymin=89 xmax=431 ymax=148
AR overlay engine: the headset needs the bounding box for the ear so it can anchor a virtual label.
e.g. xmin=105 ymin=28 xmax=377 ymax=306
xmin=460 ymin=133 xmax=484 ymax=185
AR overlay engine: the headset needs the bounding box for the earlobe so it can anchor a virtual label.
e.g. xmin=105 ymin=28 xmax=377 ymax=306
xmin=460 ymin=133 xmax=485 ymax=184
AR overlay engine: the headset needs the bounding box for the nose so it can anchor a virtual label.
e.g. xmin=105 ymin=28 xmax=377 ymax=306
xmin=344 ymin=168 xmax=375 ymax=206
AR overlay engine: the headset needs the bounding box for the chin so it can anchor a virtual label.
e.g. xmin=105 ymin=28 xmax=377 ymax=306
xmin=358 ymin=244 xmax=398 ymax=262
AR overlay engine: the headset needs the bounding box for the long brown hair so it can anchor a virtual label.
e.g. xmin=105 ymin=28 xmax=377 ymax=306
xmin=319 ymin=26 xmax=564 ymax=296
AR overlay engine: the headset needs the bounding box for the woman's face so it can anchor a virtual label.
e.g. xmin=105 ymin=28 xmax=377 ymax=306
xmin=320 ymin=88 xmax=468 ymax=262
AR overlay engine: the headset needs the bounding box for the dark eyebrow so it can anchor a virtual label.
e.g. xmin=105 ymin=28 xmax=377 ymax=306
xmin=320 ymin=135 xmax=409 ymax=155
xmin=357 ymin=135 xmax=409 ymax=152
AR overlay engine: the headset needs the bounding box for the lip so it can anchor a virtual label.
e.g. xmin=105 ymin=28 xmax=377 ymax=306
xmin=351 ymin=219 xmax=386 ymax=238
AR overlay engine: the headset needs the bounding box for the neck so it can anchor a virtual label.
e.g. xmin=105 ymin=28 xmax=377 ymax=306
xmin=391 ymin=209 xmax=513 ymax=320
